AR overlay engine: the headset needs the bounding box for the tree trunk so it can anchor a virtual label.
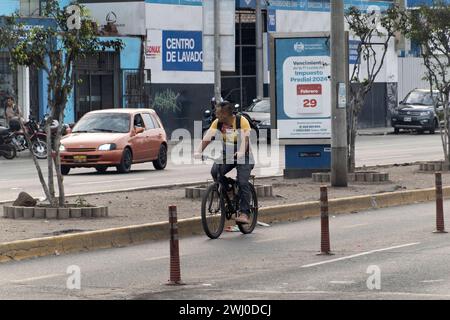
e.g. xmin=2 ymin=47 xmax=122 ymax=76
xmin=16 ymin=114 xmax=52 ymax=202
xmin=54 ymin=109 xmax=65 ymax=207
xmin=46 ymin=118 xmax=56 ymax=207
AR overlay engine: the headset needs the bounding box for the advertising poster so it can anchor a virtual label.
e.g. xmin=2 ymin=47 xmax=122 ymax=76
xmin=275 ymin=36 xmax=331 ymax=139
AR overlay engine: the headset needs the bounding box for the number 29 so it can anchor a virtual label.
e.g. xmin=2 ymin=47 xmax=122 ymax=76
xmin=303 ymin=99 xmax=317 ymax=108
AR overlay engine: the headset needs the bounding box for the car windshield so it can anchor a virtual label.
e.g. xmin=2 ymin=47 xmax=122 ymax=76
xmin=404 ymin=91 xmax=438 ymax=106
xmin=246 ymin=100 xmax=270 ymax=113
xmin=72 ymin=113 xmax=130 ymax=133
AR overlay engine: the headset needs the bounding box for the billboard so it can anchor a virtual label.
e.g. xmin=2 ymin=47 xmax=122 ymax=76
xmin=272 ymin=35 xmax=332 ymax=139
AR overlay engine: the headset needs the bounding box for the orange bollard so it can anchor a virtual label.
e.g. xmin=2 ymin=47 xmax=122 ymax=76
xmin=317 ymin=186 xmax=334 ymax=255
xmin=167 ymin=205 xmax=185 ymax=285
xmin=434 ymin=172 xmax=447 ymax=234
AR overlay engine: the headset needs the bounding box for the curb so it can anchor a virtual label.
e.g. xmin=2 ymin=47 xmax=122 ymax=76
xmin=1 ymin=185 xmax=449 ymax=263
xmin=0 ymin=174 xmax=284 ymax=206
xmin=0 ymin=161 xmax=432 ymax=206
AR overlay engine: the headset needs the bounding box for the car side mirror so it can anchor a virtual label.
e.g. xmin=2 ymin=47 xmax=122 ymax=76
xmin=135 ymin=127 xmax=145 ymax=134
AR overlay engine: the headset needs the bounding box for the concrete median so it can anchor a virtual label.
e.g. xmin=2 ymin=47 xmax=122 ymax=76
xmin=1 ymin=186 xmax=449 ymax=263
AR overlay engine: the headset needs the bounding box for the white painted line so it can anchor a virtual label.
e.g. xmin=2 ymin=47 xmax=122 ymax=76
xmin=143 ymin=255 xmax=170 ymax=262
xmin=341 ymin=223 xmax=369 ymax=229
xmin=329 ymin=281 xmax=356 ymax=285
xmin=10 ymin=273 xmax=63 ymax=283
xmin=254 ymin=237 xmax=286 ymax=243
xmin=70 ymin=178 xmax=145 ymax=186
xmin=301 ymin=242 xmax=420 ymax=268
xmin=420 ymin=279 xmax=445 ymax=283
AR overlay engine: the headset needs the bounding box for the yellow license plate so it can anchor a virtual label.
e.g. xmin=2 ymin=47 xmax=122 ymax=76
xmin=73 ymin=155 xmax=87 ymax=163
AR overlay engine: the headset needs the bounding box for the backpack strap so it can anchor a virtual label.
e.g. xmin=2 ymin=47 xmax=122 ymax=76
xmin=236 ymin=114 xmax=241 ymax=130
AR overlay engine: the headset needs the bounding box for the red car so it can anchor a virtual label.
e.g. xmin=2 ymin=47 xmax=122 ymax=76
xmin=60 ymin=109 xmax=167 ymax=175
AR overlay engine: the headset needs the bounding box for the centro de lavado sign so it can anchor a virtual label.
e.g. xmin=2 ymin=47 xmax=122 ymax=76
xmin=162 ymin=30 xmax=203 ymax=71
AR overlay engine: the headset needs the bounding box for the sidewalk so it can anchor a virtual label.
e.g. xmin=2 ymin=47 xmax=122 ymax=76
xmin=358 ymin=127 xmax=394 ymax=136
xmin=0 ymin=162 xmax=448 ymax=245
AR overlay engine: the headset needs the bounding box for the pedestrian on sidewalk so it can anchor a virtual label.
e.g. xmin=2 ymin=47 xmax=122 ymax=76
xmin=4 ymin=96 xmax=19 ymax=127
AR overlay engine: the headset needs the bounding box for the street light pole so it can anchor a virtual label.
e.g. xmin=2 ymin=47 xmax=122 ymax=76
xmin=214 ymin=0 xmax=221 ymax=101
xmin=255 ymin=0 xmax=264 ymax=99
xmin=330 ymin=0 xmax=348 ymax=187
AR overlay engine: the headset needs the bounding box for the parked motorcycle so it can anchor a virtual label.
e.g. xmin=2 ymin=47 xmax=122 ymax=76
xmin=10 ymin=115 xmax=71 ymax=159
xmin=0 ymin=126 xmax=17 ymax=159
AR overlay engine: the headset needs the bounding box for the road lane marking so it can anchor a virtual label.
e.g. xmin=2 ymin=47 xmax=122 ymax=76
xmin=254 ymin=237 xmax=286 ymax=243
xmin=144 ymin=255 xmax=169 ymax=261
xmin=10 ymin=273 xmax=64 ymax=283
xmin=70 ymin=178 xmax=145 ymax=186
xmin=341 ymin=223 xmax=368 ymax=229
xmin=329 ymin=281 xmax=356 ymax=285
xmin=301 ymin=242 xmax=420 ymax=268
xmin=420 ymin=279 xmax=445 ymax=283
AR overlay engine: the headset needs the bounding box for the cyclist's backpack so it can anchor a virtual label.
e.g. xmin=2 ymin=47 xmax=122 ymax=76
xmin=217 ymin=113 xmax=259 ymax=143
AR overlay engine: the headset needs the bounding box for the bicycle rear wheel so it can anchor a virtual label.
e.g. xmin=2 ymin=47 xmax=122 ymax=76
xmin=201 ymin=183 xmax=226 ymax=239
xmin=238 ymin=184 xmax=258 ymax=234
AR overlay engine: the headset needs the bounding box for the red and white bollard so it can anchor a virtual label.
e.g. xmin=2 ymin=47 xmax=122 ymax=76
xmin=167 ymin=205 xmax=184 ymax=285
xmin=434 ymin=172 xmax=447 ymax=234
xmin=317 ymin=186 xmax=334 ymax=255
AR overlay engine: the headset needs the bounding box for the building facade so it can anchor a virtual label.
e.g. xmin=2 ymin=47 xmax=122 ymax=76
xmin=0 ymin=0 xmax=144 ymax=125
xmin=1 ymin=0 xmax=398 ymax=132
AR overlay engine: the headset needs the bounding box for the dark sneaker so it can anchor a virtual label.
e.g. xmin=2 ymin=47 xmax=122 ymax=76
xmin=235 ymin=213 xmax=250 ymax=224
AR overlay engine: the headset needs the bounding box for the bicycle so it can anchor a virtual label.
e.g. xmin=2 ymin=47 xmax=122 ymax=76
xmin=200 ymin=155 xmax=258 ymax=239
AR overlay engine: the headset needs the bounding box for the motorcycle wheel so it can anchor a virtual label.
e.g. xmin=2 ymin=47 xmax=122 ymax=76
xmin=31 ymin=138 xmax=48 ymax=159
xmin=1 ymin=145 xmax=17 ymax=160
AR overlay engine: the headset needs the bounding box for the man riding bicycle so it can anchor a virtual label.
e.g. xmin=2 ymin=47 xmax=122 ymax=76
xmin=195 ymin=100 xmax=255 ymax=224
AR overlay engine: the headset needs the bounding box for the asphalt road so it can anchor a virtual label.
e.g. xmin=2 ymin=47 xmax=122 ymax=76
xmin=0 ymin=133 xmax=444 ymax=202
xmin=0 ymin=200 xmax=449 ymax=300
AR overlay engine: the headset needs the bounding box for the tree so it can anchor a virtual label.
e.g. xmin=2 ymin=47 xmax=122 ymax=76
xmin=0 ymin=0 xmax=122 ymax=207
xmin=404 ymin=0 xmax=450 ymax=168
xmin=345 ymin=5 xmax=407 ymax=172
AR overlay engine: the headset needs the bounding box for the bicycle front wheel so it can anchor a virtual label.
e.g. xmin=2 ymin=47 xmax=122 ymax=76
xmin=238 ymin=184 xmax=258 ymax=234
xmin=201 ymin=183 xmax=226 ymax=239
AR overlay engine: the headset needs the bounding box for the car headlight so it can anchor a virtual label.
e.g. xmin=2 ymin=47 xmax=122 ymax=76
xmin=59 ymin=144 xmax=66 ymax=152
xmin=98 ymin=143 xmax=117 ymax=151
xmin=419 ymin=111 xmax=431 ymax=116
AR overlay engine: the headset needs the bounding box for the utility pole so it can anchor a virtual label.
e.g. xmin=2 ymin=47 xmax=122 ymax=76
xmin=255 ymin=0 xmax=264 ymax=99
xmin=214 ymin=0 xmax=221 ymax=102
xmin=330 ymin=0 xmax=348 ymax=187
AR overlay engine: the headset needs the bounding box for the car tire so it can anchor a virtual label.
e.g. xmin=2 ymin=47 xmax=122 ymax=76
xmin=394 ymin=128 xmax=400 ymax=134
xmin=116 ymin=148 xmax=132 ymax=173
xmin=61 ymin=166 xmax=70 ymax=175
xmin=153 ymin=144 xmax=167 ymax=170
xmin=430 ymin=119 xmax=438 ymax=134
xmin=417 ymin=129 xmax=424 ymax=134
xmin=96 ymin=165 xmax=108 ymax=173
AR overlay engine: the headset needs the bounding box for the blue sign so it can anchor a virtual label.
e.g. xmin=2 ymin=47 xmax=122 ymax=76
xmin=162 ymin=30 xmax=203 ymax=71
xmin=237 ymin=0 xmax=393 ymax=12
xmin=407 ymin=0 xmax=450 ymax=7
xmin=349 ymin=40 xmax=360 ymax=65
xmin=267 ymin=9 xmax=276 ymax=32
